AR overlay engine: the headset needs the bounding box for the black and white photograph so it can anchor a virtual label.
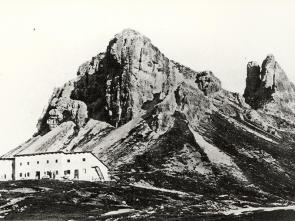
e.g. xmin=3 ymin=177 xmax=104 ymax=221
xmin=1 ymin=0 xmax=295 ymax=220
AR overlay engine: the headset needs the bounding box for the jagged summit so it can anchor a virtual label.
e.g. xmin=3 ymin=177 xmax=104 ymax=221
xmin=36 ymin=29 xmax=222 ymax=135
xmin=244 ymin=54 xmax=295 ymax=109
xmin=107 ymin=28 xmax=153 ymax=66
xmin=116 ymin=28 xmax=147 ymax=37
xmin=114 ymin=28 xmax=151 ymax=42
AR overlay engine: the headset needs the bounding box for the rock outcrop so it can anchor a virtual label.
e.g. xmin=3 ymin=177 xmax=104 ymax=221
xmin=36 ymin=82 xmax=88 ymax=133
xmin=244 ymin=54 xmax=295 ymax=109
xmin=244 ymin=61 xmax=261 ymax=107
xmin=195 ymin=71 xmax=221 ymax=95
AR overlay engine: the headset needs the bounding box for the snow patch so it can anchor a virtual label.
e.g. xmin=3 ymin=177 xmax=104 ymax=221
xmin=0 ymin=197 xmax=26 ymax=210
xmin=226 ymin=116 xmax=278 ymax=144
xmin=223 ymin=205 xmax=295 ymax=216
xmin=9 ymin=188 xmax=36 ymax=194
xmin=189 ymin=126 xmax=248 ymax=182
xmin=100 ymin=208 xmax=136 ymax=217
xmin=131 ymin=181 xmax=190 ymax=195
xmin=0 ymin=196 xmax=26 ymax=218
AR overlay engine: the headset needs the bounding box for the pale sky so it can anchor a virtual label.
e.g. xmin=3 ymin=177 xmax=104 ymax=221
xmin=0 ymin=0 xmax=294 ymax=155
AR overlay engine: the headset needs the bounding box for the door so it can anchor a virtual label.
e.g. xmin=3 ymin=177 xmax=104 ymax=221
xmin=35 ymin=171 xmax=40 ymax=180
xmin=74 ymin=169 xmax=79 ymax=179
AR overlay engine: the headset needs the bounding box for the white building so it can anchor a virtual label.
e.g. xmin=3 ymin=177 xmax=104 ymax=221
xmin=0 ymin=158 xmax=14 ymax=181
xmin=0 ymin=151 xmax=110 ymax=182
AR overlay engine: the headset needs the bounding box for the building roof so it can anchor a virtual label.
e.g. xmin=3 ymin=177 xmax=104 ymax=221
xmin=14 ymin=151 xmax=93 ymax=157
xmin=0 ymin=158 xmax=14 ymax=161
xmin=13 ymin=151 xmax=109 ymax=169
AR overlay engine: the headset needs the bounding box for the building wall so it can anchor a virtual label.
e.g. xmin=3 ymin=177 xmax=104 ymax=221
xmin=59 ymin=153 xmax=110 ymax=181
xmin=15 ymin=153 xmax=63 ymax=180
xmin=0 ymin=159 xmax=14 ymax=181
xmin=14 ymin=152 xmax=110 ymax=181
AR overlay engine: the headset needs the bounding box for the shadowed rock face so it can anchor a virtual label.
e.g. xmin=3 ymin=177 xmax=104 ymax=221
xmin=244 ymin=54 xmax=295 ymax=109
xmin=4 ymin=29 xmax=295 ymax=213
xmin=244 ymin=61 xmax=261 ymax=106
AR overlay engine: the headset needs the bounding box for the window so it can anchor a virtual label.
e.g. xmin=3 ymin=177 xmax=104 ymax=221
xmin=56 ymin=170 xmax=58 ymax=175
xmin=64 ymin=170 xmax=70 ymax=175
xmin=82 ymin=158 xmax=86 ymax=162
xmin=55 ymin=159 xmax=58 ymax=163
xmin=47 ymin=160 xmax=49 ymax=164
xmin=20 ymin=162 xmax=22 ymax=166
xmin=4 ymin=174 xmax=6 ymax=179
xmin=27 ymin=162 xmax=29 ymax=165
xmin=83 ymin=169 xmax=87 ymax=174
xmin=27 ymin=172 xmax=30 ymax=177
xmin=20 ymin=173 xmax=22 ymax=177
xmin=37 ymin=161 xmax=39 ymax=164
xmin=67 ymin=159 xmax=70 ymax=163
xmin=74 ymin=169 xmax=79 ymax=179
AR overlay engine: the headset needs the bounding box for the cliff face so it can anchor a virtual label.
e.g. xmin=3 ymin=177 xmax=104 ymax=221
xmin=244 ymin=54 xmax=295 ymax=110
xmin=4 ymin=29 xmax=295 ymax=215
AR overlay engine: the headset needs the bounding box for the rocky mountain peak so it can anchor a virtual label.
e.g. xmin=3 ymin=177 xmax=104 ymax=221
xmin=36 ymin=29 xmax=223 ymax=134
xmin=106 ymin=29 xmax=152 ymax=67
xmin=244 ymin=54 xmax=295 ymax=109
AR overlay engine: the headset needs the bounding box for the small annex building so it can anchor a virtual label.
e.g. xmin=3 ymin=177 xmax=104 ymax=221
xmin=0 ymin=151 xmax=110 ymax=182
xmin=0 ymin=158 xmax=14 ymax=181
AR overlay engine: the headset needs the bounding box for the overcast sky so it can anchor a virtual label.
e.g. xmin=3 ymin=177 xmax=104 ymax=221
xmin=0 ymin=0 xmax=294 ymax=155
